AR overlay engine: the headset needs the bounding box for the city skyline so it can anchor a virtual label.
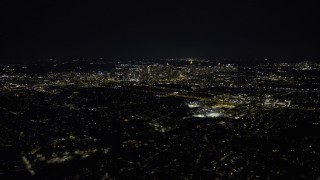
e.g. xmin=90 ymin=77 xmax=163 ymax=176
xmin=1 ymin=1 xmax=320 ymax=179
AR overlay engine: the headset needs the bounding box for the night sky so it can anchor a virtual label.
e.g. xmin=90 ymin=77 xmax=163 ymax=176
xmin=1 ymin=1 xmax=320 ymax=61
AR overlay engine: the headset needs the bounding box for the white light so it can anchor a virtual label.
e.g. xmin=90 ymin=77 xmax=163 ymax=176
xmin=206 ymin=112 xmax=221 ymax=118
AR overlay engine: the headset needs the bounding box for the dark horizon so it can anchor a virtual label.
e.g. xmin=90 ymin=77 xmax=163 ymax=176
xmin=1 ymin=1 xmax=320 ymax=61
